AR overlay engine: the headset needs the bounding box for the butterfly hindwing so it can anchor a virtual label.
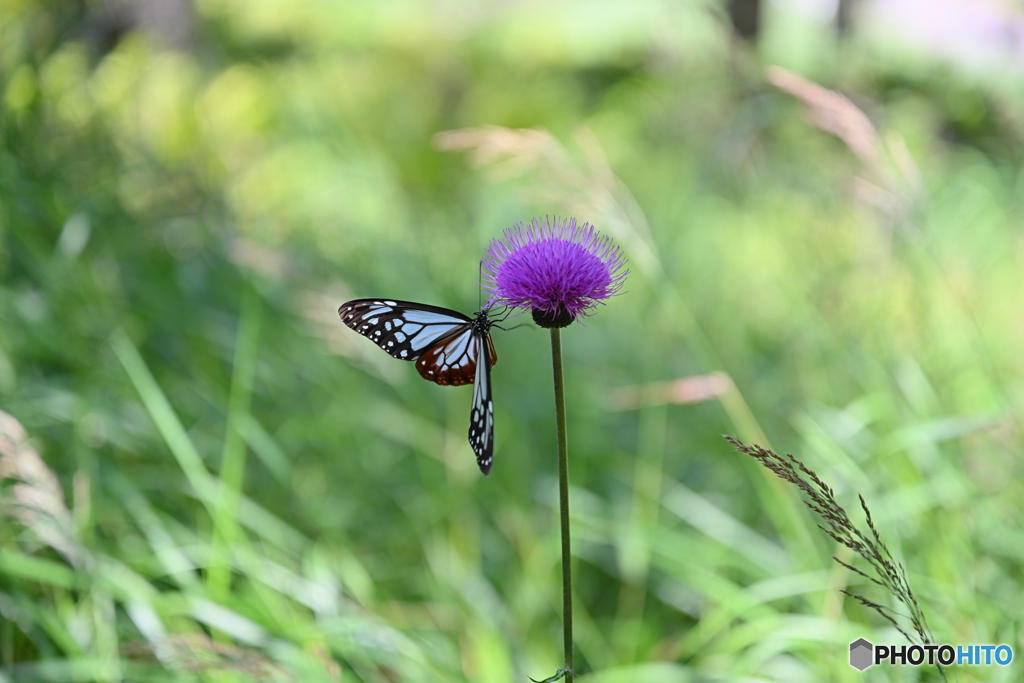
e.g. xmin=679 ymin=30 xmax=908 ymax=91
xmin=415 ymin=324 xmax=497 ymax=386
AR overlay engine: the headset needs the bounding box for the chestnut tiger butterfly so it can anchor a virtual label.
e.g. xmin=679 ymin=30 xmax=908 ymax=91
xmin=338 ymin=298 xmax=500 ymax=474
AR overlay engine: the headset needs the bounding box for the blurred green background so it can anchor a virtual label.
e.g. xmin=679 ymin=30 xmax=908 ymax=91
xmin=2 ymin=0 xmax=1023 ymax=680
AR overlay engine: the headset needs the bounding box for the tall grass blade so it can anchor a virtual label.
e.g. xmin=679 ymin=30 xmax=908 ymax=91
xmin=209 ymin=289 xmax=262 ymax=603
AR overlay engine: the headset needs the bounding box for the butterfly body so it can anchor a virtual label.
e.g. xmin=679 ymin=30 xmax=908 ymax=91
xmin=338 ymin=298 xmax=498 ymax=474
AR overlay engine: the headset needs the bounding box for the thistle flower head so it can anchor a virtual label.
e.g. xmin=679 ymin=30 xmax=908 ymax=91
xmin=483 ymin=217 xmax=627 ymax=328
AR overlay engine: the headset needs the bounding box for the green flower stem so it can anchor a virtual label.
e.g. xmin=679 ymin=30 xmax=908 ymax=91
xmin=550 ymin=328 xmax=573 ymax=682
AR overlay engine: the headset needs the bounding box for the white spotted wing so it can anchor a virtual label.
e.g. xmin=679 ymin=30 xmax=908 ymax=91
xmin=468 ymin=334 xmax=495 ymax=473
xmin=338 ymin=298 xmax=498 ymax=473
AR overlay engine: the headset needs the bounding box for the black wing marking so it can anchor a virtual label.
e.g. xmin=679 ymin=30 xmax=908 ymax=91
xmin=467 ymin=333 xmax=495 ymax=474
xmin=338 ymin=298 xmax=472 ymax=361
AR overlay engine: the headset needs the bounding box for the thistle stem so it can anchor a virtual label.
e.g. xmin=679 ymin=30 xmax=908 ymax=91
xmin=549 ymin=328 xmax=573 ymax=682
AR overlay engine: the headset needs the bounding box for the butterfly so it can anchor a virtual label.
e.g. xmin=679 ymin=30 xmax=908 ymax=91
xmin=338 ymin=298 xmax=499 ymax=474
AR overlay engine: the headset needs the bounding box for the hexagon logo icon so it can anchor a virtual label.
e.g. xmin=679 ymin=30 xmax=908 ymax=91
xmin=850 ymin=638 xmax=874 ymax=671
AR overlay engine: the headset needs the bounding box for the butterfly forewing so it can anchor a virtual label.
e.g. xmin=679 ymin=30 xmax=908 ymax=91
xmin=338 ymin=299 xmax=472 ymax=361
xmin=468 ymin=334 xmax=495 ymax=474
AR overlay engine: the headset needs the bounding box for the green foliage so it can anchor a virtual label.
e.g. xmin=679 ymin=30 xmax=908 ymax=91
xmin=1 ymin=0 xmax=1023 ymax=681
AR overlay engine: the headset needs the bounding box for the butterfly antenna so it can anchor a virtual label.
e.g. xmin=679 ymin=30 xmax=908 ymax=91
xmin=478 ymin=260 xmax=484 ymax=310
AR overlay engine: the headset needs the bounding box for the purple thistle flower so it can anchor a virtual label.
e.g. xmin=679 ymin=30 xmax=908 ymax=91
xmin=483 ymin=217 xmax=628 ymax=328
